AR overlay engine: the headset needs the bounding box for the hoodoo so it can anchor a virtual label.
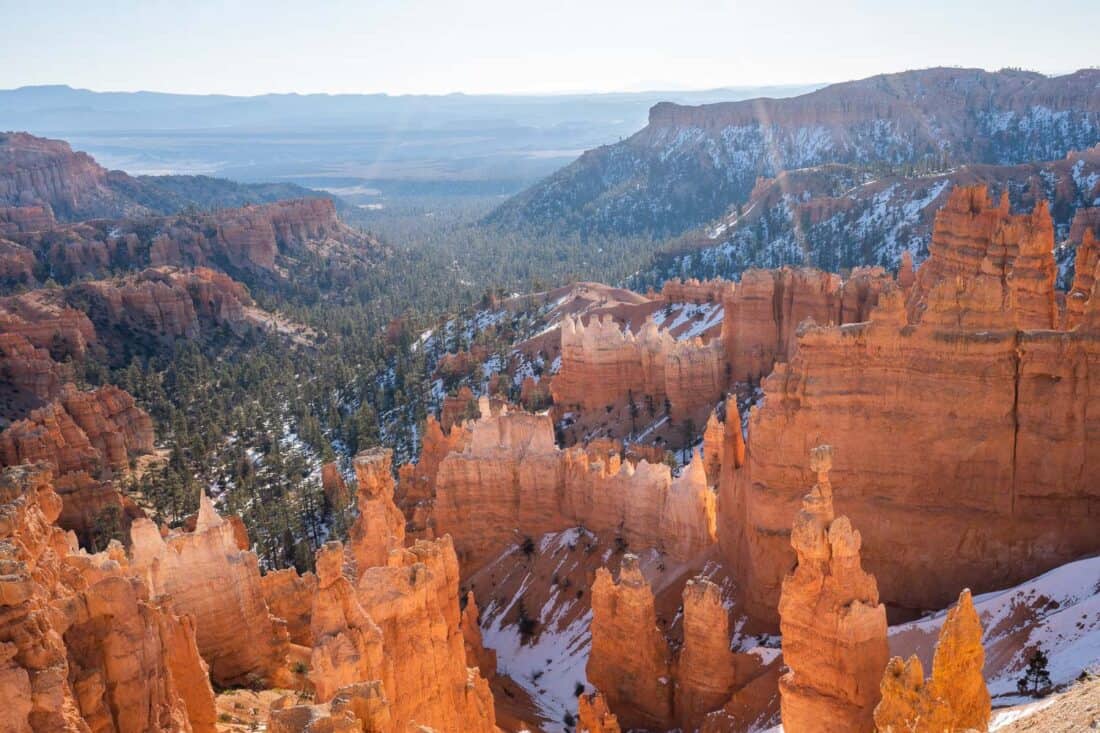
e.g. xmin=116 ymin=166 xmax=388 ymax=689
xmin=778 ymin=445 xmax=889 ymax=733
xmin=875 ymin=589 xmax=991 ymax=733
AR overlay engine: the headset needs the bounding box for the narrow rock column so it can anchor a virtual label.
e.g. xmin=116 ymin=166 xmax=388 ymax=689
xmin=587 ymin=554 xmax=673 ymax=730
xmin=677 ymin=576 xmax=738 ymax=730
xmin=778 ymin=445 xmax=889 ymax=733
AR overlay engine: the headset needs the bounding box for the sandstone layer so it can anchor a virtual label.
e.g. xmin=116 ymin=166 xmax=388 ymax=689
xmin=721 ymin=186 xmax=1100 ymax=620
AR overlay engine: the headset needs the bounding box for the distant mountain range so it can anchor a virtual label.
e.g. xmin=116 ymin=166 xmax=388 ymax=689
xmin=0 ymin=83 xmax=820 ymax=197
xmin=489 ymin=67 xmax=1100 ymax=239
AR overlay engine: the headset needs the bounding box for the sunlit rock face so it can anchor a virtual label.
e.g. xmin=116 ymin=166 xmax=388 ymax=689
xmin=272 ymin=462 xmax=497 ymax=733
xmin=721 ymin=186 xmax=1100 ymax=621
xmin=875 ymin=589 xmax=990 ymax=733
xmin=778 ymin=446 xmax=889 ymax=733
xmin=347 ymin=448 xmax=405 ymax=577
xmin=0 ymin=463 xmax=216 ymax=733
xmin=129 ymin=492 xmax=290 ymax=687
xmin=430 ymin=405 xmax=716 ymax=570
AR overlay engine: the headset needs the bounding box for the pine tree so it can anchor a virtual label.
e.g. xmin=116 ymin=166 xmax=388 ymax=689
xmin=1017 ymin=646 xmax=1052 ymax=696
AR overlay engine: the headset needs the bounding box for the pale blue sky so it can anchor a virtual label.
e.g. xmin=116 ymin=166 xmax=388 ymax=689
xmin=2 ymin=0 xmax=1097 ymax=95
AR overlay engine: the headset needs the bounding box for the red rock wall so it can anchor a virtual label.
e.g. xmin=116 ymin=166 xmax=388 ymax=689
xmin=720 ymin=187 xmax=1100 ymax=622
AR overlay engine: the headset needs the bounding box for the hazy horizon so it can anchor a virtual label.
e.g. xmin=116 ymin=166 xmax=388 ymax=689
xmin=2 ymin=0 xmax=1097 ymax=97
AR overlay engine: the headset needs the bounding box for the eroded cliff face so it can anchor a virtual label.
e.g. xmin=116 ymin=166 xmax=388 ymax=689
xmin=874 ymin=589 xmax=990 ymax=733
xmin=0 ymin=463 xmax=216 ymax=733
xmin=720 ymin=265 xmax=892 ymax=383
xmin=553 ymin=314 xmax=724 ymax=422
xmin=69 ymin=267 xmax=256 ymax=347
xmin=430 ymin=405 xmax=716 ymax=569
xmin=129 ymin=493 xmax=290 ymax=687
xmin=722 ymin=186 xmax=1100 ymax=620
xmin=778 ymin=446 xmax=889 ymax=733
xmin=6 ymin=197 xmax=379 ymax=283
xmin=0 ymin=383 xmax=153 ymax=544
xmin=0 ymin=132 xmax=146 ymax=222
xmin=277 ymin=534 xmax=498 ymax=732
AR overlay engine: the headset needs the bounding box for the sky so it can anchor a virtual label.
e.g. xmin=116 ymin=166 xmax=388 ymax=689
xmin=2 ymin=0 xmax=1098 ymax=96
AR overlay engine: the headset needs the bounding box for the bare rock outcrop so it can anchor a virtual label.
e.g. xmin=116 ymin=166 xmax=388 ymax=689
xmin=262 ymin=568 xmax=318 ymax=647
xmin=129 ymin=492 xmax=290 ymax=687
xmin=778 ymin=446 xmax=888 ymax=733
xmin=874 ymin=589 xmax=990 ymax=733
xmin=348 ymin=448 xmax=406 ymax=577
xmin=0 ymin=463 xmax=216 ymax=732
xmin=553 ymin=313 xmax=723 ymax=420
xmin=721 ymin=187 xmax=1100 ymax=620
xmin=577 ymin=691 xmax=622 ymax=733
xmin=309 ymin=542 xmax=389 ymax=704
xmin=431 ymin=406 xmax=716 ymax=569
xmin=320 ymin=462 xmax=349 ymax=510
xmin=720 ymin=265 xmax=891 ymax=383
xmin=676 ymin=577 xmax=739 ymax=731
xmin=588 ymin=554 xmax=673 ymax=731
xmin=461 ymin=591 xmax=497 ymax=678
xmin=0 ymin=383 xmax=153 ymax=544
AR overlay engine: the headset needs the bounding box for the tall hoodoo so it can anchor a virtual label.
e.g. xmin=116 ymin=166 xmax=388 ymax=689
xmin=587 ymin=554 xmax=673 ymax=731
xmin=577 ymin=691 xmax=622 ymax=733
xmin=348 ymin=448 xmax=406 ymax=577
xmin=309 ymin=541 xmax=389 ymax=704
xmin=676 ymin=576 xmax=739 ymax=731
xmin=874 ymin=589 xmax=991 ymax=733
xmin=778 ymin=445 xmax=889 ymax=733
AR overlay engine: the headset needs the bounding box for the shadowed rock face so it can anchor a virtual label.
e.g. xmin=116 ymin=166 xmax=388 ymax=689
xmin=721 ymin=185 xmax=1100 ymax=621
xmin=778 ymin=446 xmax=889 ymax=733
xmin=0 ymin=464 xmax=216 ymax=733
xmin=588 ymin=554 xmax=674 ymax=731
xmin=875 ymin=589 xmax=990 ymax=733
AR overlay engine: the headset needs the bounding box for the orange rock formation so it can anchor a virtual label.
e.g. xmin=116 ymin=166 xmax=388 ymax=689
xmin=721 ymin=187 xmax=1100 ymax=620
xmin=275 ymin=461 xmax=497 ymax=733
xmin=309 ymin=541 xmax=388 ymax=704
xmin=720 ymin=266 xmax=891 ymax=383
xmin=553 ymin=314 xmax=724 ymax=421
xmin=0 ymin=463 xmax=216 ymax=732
xmin=874 ymin=589 xmax=990 ymax=733
xmin=676 ymin=577 xmax=740 ymax=731
xmin=348 ymin=448 xmax=406 ymax=576
xmin=778 ymin=445 xmax=888 ymax=733
xmin=430 ymin=406 xmax=716 ymax=569
xmin=262 ymin=568 xmax=318 ymax=647
xmin=129 ymin=492 xmax=290 ymax=687
xmin=577 ymin=691 xmax=622 ymax=733
xmin=588 ymin=554 xmax=673 ymax=731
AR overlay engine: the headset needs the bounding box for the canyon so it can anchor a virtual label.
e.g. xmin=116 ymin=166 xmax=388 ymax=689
xmin=4 ymin=70 xmax=1100 ymax=733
